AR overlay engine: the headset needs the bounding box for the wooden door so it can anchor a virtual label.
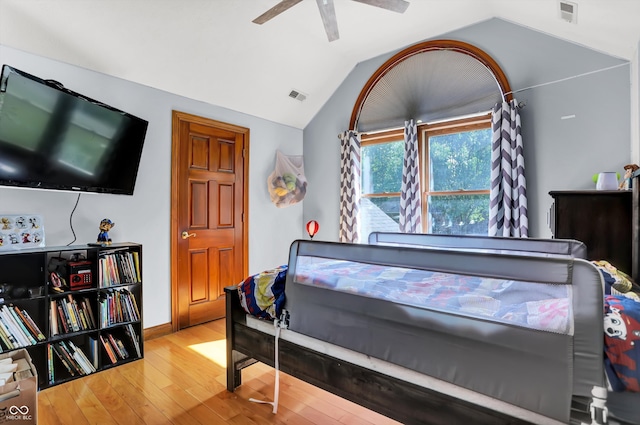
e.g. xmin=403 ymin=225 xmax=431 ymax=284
xmin=171 ymin=111 xmax=248 ymax=330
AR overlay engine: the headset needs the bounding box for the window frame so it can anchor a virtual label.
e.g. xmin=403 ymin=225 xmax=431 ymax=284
xmin=420 ymin=113 xmax=492 ymax=234
xmin=360 ymin=113 xmax=492 ymax=234
xmin=360 ymin=129 xmax=404 ymax=202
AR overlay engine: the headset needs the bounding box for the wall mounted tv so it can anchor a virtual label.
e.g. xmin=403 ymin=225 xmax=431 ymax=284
xmin=0 ymin=65 xmax=148 ymax=195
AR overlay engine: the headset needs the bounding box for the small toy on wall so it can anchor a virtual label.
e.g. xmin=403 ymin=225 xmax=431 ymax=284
xmin=97 ymin=218 xmax=115 ymax=245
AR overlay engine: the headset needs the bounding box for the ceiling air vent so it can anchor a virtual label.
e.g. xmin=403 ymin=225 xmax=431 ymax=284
xmin=288 ymin=89 xmax=307 ymax=102
xmin=559 ymin=1 xmax=577 ymax=24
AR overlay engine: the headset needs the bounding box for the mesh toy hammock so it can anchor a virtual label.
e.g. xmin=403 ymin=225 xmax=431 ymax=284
xmin=267 ymin=150 xmax=307 ymax=208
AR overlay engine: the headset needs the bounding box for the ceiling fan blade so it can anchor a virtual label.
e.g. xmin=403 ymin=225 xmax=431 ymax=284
xmin=352 ymin=0 xmax=410 ymax=13
xmin=253 ymin=0 xmax=304 ymax=24
xmin=316 ymin=0 xmax=339 ymax=42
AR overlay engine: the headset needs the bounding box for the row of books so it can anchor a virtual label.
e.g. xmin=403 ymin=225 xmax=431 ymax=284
xmin=47 ymin=324 xmax=141 ymax=384
xmin=47 ymin=339 xmax=97 ymax=383
xmin=50 ymin=295 xmax=97 ymax=336
xmin=99 ymin=289 xmax=140 ymax=327
xmin=101 ymin=324 xmax=141 ymax=364
xmin=0 ymin=304 xmax=46 ymax=350
xmin=98 ymin=251 xmax=141 ymax=287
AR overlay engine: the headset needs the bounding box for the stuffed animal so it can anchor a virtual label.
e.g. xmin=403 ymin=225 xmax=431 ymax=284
xmin=97 ymin=218 xmax=115 ymax=245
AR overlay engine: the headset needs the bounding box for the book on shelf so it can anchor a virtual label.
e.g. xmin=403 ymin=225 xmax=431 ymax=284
xmin=82 ymin=298 xmax=97 ymax=329
xmin=47 ymin=344 xmax=54 ymax=384
xmin=0 ymin=305 xmax=45 ymax=350
xmin=50 ymin=343 xmax=78 ymax=376
xmin=51 ymin=295 xmax=97 ymax=336
xmin=124 ymin=324 xmax=141 ymax=358
xmin=15 ymin=307 xmax=45 ymax=341
xmin=0 ymin=305 xmax=33 ymax=348
xmin=50 ymin=340 xmax=96 ymax=377
xmin=50 ymin=300 xmax=59 ymax=336
xmin=65 ymin=340 xmax=96 ymax=375
xmin=99 ymin=334 xmax=118 ymax=364
xmin=88 ymin=336 xmax=99 ymax=369
xmin=98 ymin=250 xmax=141 ymax=287
xmin=0 ymin=305 xmax=32 ymax=346
xmin=107 ymin=333 xmax=128 ymax=360
xmin=132 ymin=251 xmax=141 ymax=282
xmin=57 ymin=304 xmax=69 ymax=334
xmin=58 ymin=341 xmax=84 ymax=376
xmin=99 ymin=289 xmax=140 ymax=327
xmin=0 ymin=322 xmax=15 ymax=351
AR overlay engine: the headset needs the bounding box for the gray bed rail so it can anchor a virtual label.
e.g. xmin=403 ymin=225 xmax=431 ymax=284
xmin=285 ymin=240 xmax=604 ymax=424
xmin=368 ymin=232 xmax=588 ymax=258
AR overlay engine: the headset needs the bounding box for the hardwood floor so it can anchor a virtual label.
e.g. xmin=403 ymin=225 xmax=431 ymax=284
xmin=37 ymin=319 xmax=401 ymax=424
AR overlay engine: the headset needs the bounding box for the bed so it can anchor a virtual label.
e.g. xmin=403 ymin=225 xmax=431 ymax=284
xmin=226 ymin=189 xmax=640 ymax=424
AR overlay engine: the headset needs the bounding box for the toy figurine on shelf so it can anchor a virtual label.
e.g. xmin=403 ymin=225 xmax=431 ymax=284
xmin=619 ymin=164 xmax=639 ymax=190
xmin=97 ymin=218 xmax=115 ymax=245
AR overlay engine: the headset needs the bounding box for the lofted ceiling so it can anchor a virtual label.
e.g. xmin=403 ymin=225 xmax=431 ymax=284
xmin=0 ymin=0 xmax=639 ymax=130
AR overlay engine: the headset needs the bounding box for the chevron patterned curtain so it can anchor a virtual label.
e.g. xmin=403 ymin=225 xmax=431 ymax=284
xmin=399 ymin=119 xmax=422 ymax=233
xmin=338 ymin=130 xmax=361 ymax=243
xmin=489 ymin=99 xmax=528 ymax=237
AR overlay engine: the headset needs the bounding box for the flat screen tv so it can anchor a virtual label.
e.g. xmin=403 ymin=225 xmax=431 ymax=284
xmin=0 ymin=65 xmax=148 ymax=195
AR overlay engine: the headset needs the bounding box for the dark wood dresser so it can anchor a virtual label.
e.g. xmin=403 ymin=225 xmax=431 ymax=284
xmin=549 ymin=190 xmax=632 ymax=274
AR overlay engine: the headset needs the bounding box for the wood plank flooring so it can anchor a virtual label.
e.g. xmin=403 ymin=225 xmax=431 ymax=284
xmin=37 ymin=319 xmax=401 ymax=424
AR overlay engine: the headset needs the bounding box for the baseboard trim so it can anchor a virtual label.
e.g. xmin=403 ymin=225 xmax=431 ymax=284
xmin=144 ymin=323 xmax=173 ymax=341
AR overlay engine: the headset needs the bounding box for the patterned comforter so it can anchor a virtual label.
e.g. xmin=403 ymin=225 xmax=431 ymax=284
xmin=292 ymin=256 xmax=573 ymax=334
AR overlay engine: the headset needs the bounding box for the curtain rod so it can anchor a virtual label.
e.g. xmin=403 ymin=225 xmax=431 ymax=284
xmin=504 ymin=62 xmax=630 ymax=97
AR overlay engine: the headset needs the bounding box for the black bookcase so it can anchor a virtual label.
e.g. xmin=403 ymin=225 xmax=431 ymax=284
xmin=0 ymin=242 xmax=143 ymax=389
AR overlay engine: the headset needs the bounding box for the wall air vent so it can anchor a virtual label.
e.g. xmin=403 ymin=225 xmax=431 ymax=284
xmin=288 ymin=89 xmax=307 ymax=101
xmin=559 ymin=1 xmax=577 ymax=24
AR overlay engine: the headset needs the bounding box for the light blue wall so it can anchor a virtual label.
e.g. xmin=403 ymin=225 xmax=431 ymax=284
xmin=0 ymin=45 xmax=304 ymax=329
xmin=304 ymin=18 xmax=632 ymax=240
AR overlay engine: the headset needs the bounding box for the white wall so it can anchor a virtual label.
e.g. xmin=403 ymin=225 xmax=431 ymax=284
xmin=0 ymin=45 xmax=304 ymax=329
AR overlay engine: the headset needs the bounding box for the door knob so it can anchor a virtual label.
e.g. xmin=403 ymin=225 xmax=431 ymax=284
xmin=181 ymin=231 xmax=196 ymax=239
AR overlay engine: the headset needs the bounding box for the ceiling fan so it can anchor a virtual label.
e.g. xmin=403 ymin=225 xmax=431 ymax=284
xmin=252 ymin=0 xmax=410 ymax=42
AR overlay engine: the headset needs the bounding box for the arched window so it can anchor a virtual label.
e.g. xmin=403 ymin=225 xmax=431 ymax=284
xmin=352 ymin=40 xmax=513 ymax=236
